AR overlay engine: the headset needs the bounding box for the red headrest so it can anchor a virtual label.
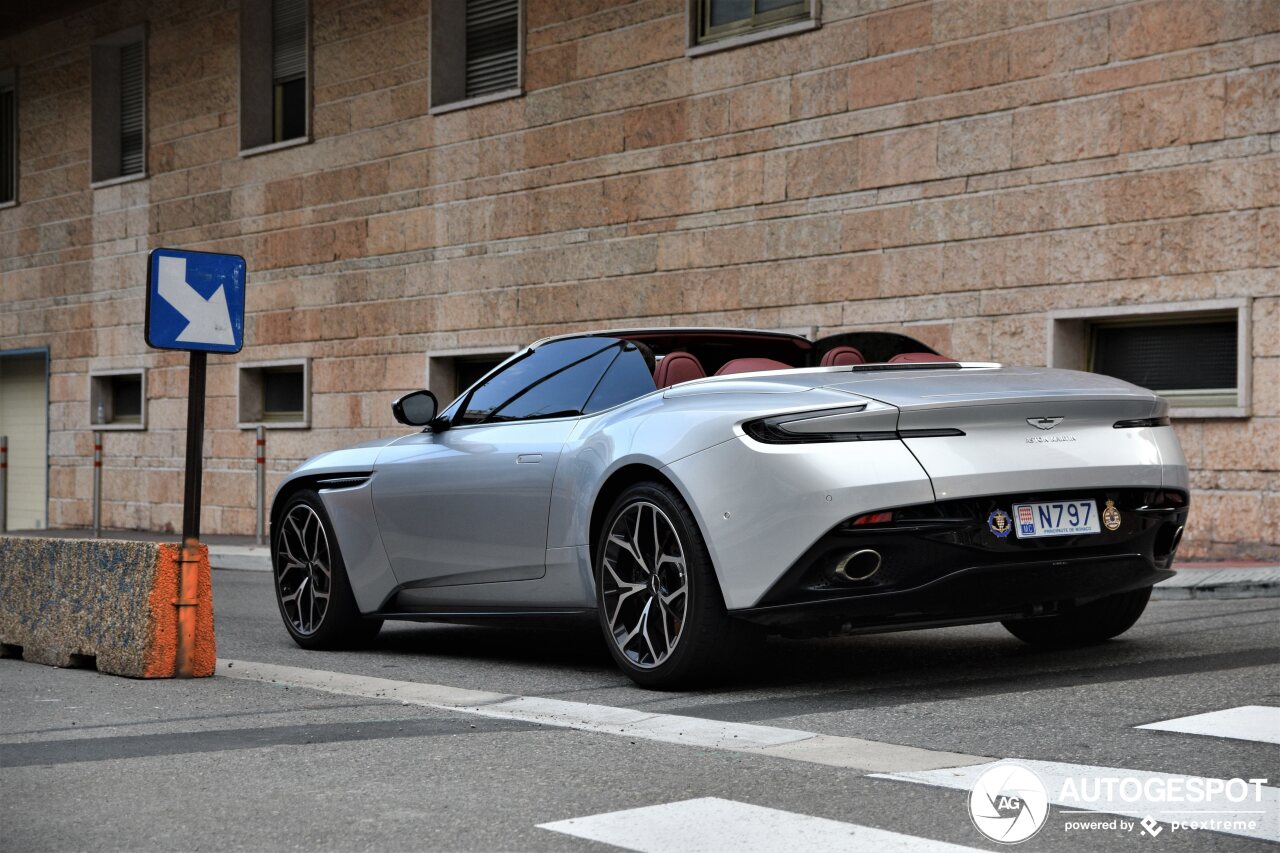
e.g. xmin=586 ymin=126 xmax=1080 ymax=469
xmin=820 ymin=346 xmax=865 ymax=367
xmin=714 ymin=357 xmax=791 ymax=376
xmin=653 ymin=351 xmax=706 ymax=388
xmin=888 ymin=352 xmax=952 ymax=363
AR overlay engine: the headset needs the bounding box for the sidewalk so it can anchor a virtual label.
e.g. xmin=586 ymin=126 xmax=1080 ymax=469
xmin=1 ymin=528 xmax=269 ymax=573
xmin=2 ymin=528 xmax=1276 ymax=599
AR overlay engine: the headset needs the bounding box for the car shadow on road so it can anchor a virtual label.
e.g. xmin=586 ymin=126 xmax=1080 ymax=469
xmin=370 ymin=620 xmax=616 ymax=670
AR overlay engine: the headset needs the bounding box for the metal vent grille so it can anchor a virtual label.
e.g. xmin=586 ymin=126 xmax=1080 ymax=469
xmin=273 ymin=0 xmax=307 ymax=82
xmin=1092 ymin=320 xmax=1236 ymax=392
xmin=465 ymin=0 xmax=519 ymax=99
xmin=0 ymin=86 xmax=14 ymax=203
xmin=119 ymin=41 xmax=144 ymax=176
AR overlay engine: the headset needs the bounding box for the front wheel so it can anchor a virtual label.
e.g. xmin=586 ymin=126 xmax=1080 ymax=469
xmin=1002 ymin=586 xmax=1152 ymax=646
xmin=273 ymin=490 xmax=382 ymax=649
xmin=595 ymin=481 xmax=752 ymax=689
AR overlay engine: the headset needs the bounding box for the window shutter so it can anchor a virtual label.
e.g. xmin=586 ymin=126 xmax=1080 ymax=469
xmin=0 ymin=85 xmax=14 ymax=202
xmin=272 ymin=0 xmax=307 ymax=82
xmin=119 ymin=42 xmax=144 ymax=176
xmin=465 ymin=0 xmax=519 ymax=98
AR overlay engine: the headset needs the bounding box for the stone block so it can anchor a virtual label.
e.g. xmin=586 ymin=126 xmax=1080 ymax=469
xmin=860 ymin=125 xmax=938 ymax=188
xmin=867 ymin=4 xmax=931 ymax=57
xmin=848 ymin=53 xmax=919 ymax=110
xmin=786 ymin=138 xmax=859 ymax=199
xmin=938 ymin=113 xmax=1012 ymax=176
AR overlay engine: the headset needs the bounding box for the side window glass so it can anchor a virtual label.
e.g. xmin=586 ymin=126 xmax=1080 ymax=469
xmin=491 ymin=347 xmax=619 ymax=422
xmin=458 ymin=338 xmax=618 ymax=425
xmin=584 ymin=345 xmax=657 ymax=413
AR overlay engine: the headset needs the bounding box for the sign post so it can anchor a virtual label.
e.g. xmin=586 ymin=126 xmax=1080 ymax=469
xmin=145 ymin=248 xmax=246 ymax=676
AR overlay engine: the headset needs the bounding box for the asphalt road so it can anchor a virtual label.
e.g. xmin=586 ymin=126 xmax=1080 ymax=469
xmin=2 ymin=569 xmax=1277 ymax=852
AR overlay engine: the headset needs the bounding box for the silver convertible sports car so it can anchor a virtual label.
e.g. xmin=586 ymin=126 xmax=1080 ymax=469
xmin=270 ymin=328 xmax=1189 ymax=688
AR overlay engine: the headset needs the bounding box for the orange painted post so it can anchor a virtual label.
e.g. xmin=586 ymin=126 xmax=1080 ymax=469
xmin=146 ymin=542 xmax=216 ymax=678
xmin=174 ymin=538 xmax=202 ymax=677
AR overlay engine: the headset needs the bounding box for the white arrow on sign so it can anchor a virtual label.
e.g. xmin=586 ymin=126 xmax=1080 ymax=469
xmin=156 ymin=255 xmax=236 ymax=347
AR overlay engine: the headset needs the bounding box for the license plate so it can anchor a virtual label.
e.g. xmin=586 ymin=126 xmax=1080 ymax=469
xmin=1012 ymin=500 xmax=1100 ymax=538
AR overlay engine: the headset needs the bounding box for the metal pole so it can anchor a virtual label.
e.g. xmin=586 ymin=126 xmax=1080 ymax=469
xmin=92 ymin=432 xmax=102 ymax=538
xmin=176 ymin=350 xmax=207 ymax=678
xmin=0 ymin=435 xmax=8 ymax=534
xmin=255 ymin=425 xmax=266 ymax=546
xmin=181 ymin=351 xmax=207 ymax=544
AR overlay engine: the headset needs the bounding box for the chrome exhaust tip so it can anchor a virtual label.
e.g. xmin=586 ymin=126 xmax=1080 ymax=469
xmin=833 ymin=549 xmax=881 ymax=582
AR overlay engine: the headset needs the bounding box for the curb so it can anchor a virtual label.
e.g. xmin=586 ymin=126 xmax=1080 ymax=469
xmin=209 ymin=544 xmax=271 ymax=572
xmin=1151 ymin=567 xmax=1280 ymax=600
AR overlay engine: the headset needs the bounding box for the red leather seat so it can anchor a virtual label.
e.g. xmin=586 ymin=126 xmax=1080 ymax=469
xmin=888 ymin=352 xmax=952 ymax=363
xmin=714 ymin=357 xmax=791 ymax=376
xmin=653 ymin=351 xmax=706 ymax=388
xmin=819 ymin=346 xmax=865 ymax=367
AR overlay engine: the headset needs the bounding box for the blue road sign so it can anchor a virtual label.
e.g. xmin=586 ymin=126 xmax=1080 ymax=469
xmin=145 ymin=248 xmax=246 ymax=354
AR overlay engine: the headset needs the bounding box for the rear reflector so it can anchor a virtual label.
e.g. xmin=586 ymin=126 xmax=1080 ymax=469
xmin=851 ymin=511 xmax=894 ymax=526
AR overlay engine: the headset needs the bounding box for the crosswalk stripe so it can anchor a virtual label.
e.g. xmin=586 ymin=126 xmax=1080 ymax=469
xmin=873 ymin=760 xmax=1279 ymax=843
xmin=537 ymin=797 xmax=988 ymax=853
xmin=1136 ymin=706 xmax=1280 ymax=745
xmin=218 ymin=659 xmax=986 ymax=772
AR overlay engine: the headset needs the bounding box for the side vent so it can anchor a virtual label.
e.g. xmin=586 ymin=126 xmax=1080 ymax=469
xmin=316 ymin=475 xmax=370 ymax=490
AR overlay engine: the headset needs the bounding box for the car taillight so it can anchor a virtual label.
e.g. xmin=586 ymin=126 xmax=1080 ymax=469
xmin=851 ymin=511 xmax=894 ymax=526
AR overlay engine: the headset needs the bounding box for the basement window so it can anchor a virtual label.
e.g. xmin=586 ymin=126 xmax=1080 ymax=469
xmin=430 ymin=0 xmax=523 ymax=113
xmin=690 ymin=0 xmax=816 ymax=53
xmin=239 ymin=360 xmax=310 ymax=428
xmin=90 ymin=370 xmax=146 ymax=430
xmin=241 ymin=0 xmax=310 ymax=153
xmin=1048 ymin=300 xmax=1251 ymax=418
xmin=426 ymin=348 xmax=518 ymax=405
xmin=0 ymin=69 xmax=15 ymax=205
xmin=91 ymin=27 xmax=146 ymax=185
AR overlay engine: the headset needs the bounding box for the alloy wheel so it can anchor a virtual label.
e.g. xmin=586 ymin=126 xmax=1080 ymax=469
xmin=601 ymin=500 xmax=689 ymax=669
xmin=275 ymin=503 xmax=333 ymax=636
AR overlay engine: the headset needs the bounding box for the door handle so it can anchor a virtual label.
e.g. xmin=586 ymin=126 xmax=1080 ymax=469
xmin=517 ymin=454 xmax=543 ymax=464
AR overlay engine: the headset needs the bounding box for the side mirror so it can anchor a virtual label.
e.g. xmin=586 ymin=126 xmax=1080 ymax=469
xmin=391 ymin=390 xmax=438 ymax=427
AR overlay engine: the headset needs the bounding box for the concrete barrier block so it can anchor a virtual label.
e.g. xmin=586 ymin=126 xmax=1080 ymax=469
xmin=0 ymin=537 xmax=216 ymax=678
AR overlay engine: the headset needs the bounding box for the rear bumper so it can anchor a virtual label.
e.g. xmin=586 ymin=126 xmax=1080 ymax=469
xmin=734 ymin=488 xmax=1187 ymax=632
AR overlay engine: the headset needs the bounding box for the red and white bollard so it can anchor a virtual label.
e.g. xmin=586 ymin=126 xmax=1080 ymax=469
xmin=0 ymin=435 xmax=8 ymax=533
xmin=255 ymin=426 xmax=266 ymax=545
xmin=92 ymin=431 xmax=102 ymax=538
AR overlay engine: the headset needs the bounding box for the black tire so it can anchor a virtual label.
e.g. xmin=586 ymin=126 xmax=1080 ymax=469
xmin=594 ymin=481 xmax=753 ymax=689
xmin=273 ymin=489 xmax=382 ymax=650
xmin=1002 ymin=586 xmax=1152 ymax=646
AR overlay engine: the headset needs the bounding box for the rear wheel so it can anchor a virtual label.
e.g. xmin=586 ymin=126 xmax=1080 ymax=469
xmin=1002 ymin=587 xmax=1152 ymax=646
xmin=273 ymin=490 xmax=382 ymax=649
xmin=595 ymin=481 xmax=751 ymax=689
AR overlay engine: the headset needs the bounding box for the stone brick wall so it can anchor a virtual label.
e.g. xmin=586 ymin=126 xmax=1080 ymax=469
xmin=1 ymin=0 xmax=1276 ymax=557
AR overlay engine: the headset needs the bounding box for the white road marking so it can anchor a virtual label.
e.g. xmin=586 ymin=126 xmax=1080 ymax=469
xmin=217 ymin=659 xmax=986 ymax=772
xmin=1136 ymin=706 xmax=1280 ymax=745
xmin=537 ymin=797 xmax=988 ymax=853
xmin=874 ymin=760 xmax=1279 ymax=843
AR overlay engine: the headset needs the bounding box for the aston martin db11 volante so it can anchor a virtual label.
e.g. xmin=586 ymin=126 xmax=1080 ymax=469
xmin=270 ymin=328 xmax=1189 ymax=687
